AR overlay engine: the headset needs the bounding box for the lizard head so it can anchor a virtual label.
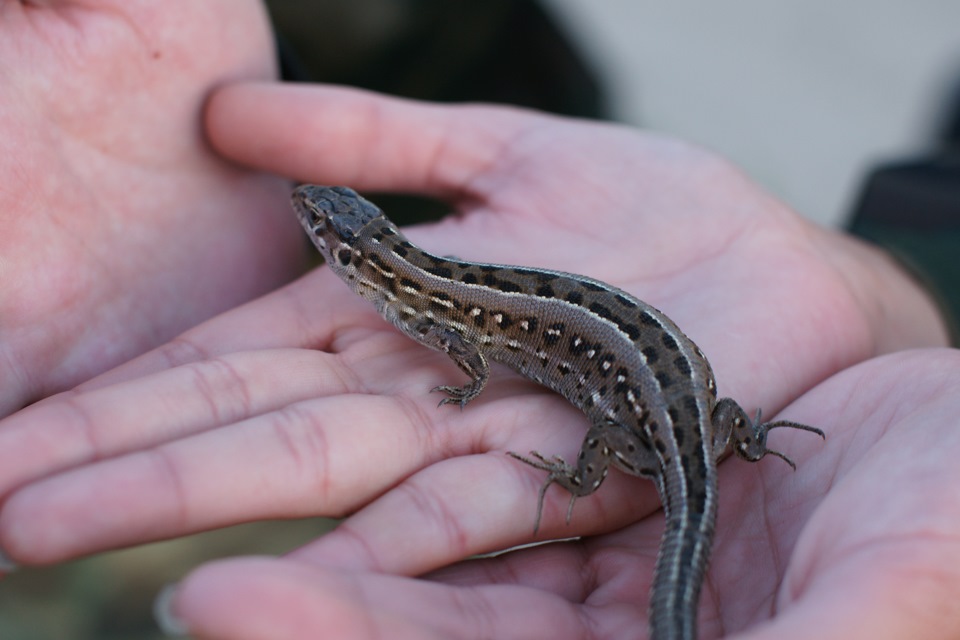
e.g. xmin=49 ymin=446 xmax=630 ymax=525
xmin=291 ymin=184 xmax=384 ymax=260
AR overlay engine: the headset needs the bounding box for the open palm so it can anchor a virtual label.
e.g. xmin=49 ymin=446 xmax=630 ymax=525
xmin=0 ymin=84 xmax=954 ymax=639
xmin=0 ymin=0 xmax=306 ymax=417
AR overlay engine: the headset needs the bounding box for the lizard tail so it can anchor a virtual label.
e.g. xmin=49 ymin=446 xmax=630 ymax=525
xmin=647 ymin=471 xmax=718 ymax=640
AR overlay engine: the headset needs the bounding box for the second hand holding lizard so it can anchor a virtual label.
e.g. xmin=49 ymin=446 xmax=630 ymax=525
xmin=291 ymin=184 xmax=824 ymax=640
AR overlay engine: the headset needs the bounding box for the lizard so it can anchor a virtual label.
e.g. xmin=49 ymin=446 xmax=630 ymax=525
xmin=291 ymin=184 xmax=825 ymax=640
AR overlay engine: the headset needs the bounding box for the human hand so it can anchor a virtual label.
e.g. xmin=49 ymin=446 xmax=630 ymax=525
xmin=0 ymin=84 xmax=953 ymax=637
xmin=0 ymin=1 xmax=307 ymax=417
xmin=151 ymin=349 xmax=960 ymax=640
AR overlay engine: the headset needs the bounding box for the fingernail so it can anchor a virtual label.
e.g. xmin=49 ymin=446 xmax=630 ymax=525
xmin=153 ymin=582 xmax=190 ymax=637
xmin=0 ymin=546 xmax=18 ymax=573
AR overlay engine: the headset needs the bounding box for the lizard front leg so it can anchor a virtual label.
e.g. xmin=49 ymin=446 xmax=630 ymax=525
xmin=404 ymin=320 xmax=490 ymax=408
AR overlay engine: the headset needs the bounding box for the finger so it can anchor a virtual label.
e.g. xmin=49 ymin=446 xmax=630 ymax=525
xmin=0 ymin=346 xmax=356 ymax=498
xmin=205 ymin=82 xmax=538 ymax=197
xmin=287 ymin=386 xmax=829 ymax=579
xmin=73 ymin=269 xmax=362 ymax=388
xmin=159 ymin=557 xmax=596 ymax=640
xmin=286 ymin=395 xmax=659 ymax=577
xmin=0 ymin=382 xmax=654 ymax=569
xmin=0 ymin=378 xmax=525 ymax=564
xmin=0 ymin=393 xmax=432 ymax=564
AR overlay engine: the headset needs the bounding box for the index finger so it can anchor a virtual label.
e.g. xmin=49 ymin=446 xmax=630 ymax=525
xmin=204 ymin=82 xmax=536 ymax=198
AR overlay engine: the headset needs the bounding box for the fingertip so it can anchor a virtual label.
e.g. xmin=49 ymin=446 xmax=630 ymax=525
xmin=0 ymin=544 xmax=18 ymax=574
xmin=154 ymin=582 xmax=191 ymax=637
xmin=203 ymin=81 xmax=271 ymax=161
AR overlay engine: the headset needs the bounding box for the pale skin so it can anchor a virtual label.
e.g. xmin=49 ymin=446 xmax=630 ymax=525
xmin=0 ymin=0 xmax=307 ymax=418
xmin=1 ymin=4 xmax=959 ymax=640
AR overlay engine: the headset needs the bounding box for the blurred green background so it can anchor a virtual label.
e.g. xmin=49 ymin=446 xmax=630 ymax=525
xmin=0 ymin=519 xmax=336 ymax=639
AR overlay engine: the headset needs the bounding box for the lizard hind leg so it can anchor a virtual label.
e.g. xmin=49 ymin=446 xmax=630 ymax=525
xmin=508 ymin=425 xmax=616 ymax=533
xmin=506 ymin=451 xmax=580 ymax=533
xmin=712 ymin=397 xmax=825 ymax=468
